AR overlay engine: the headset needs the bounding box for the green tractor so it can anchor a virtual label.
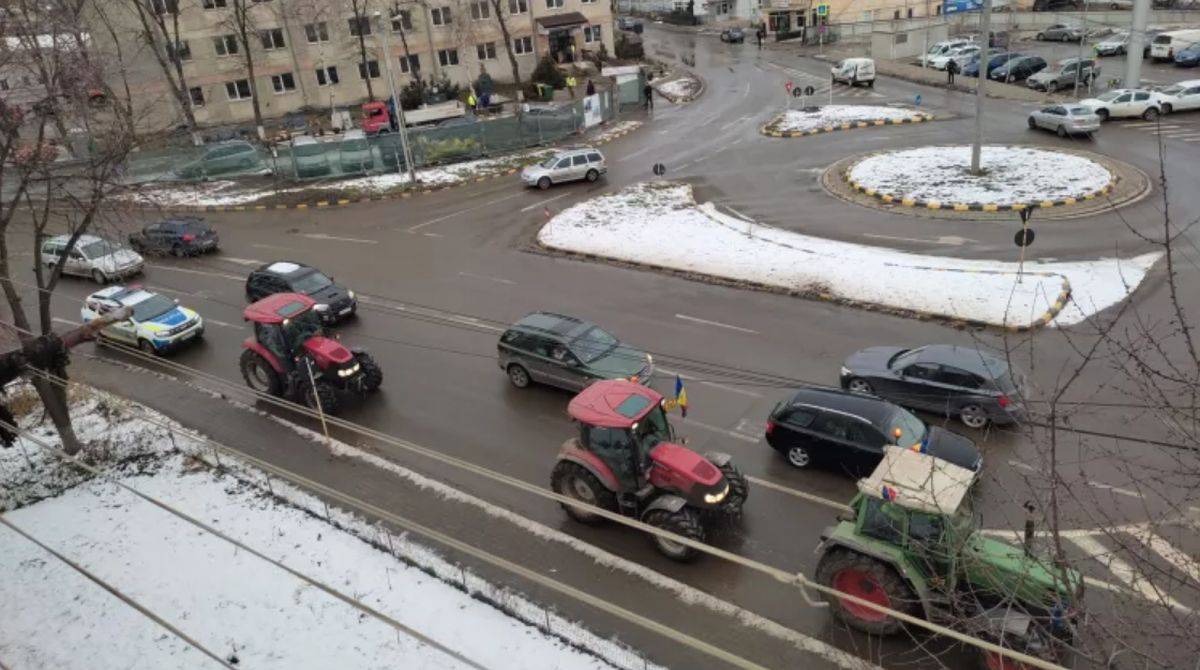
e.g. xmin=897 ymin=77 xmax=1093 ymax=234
xmin=815 ymin=446 xmax=1083 ymax=670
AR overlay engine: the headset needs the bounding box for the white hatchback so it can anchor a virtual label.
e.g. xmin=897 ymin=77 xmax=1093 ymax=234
xmin=1157 ymin=80 xmax=1200 ymax=114
xmin=1077 ymin=88 xmax=1164 ymax=121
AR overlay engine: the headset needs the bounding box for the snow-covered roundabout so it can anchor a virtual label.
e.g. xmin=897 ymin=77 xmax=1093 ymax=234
xmin=845 ymin=145 xmax=1116 ymax=210
xmin=763 ymin=105 xmax=933 ymax=137
xmin=537 ymin=182 xmax=1160 ymax=329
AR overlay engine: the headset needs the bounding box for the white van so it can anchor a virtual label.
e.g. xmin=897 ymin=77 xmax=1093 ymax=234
xmin=831 ymin=58 xmax=876 ymax=87
xmin=1150 ymin=29 xmax=1200 ymax=61
xmin=41 ymin=234 xmax=144 ymax=283
xmin=920 ymin=38 xmax=973 ymax=67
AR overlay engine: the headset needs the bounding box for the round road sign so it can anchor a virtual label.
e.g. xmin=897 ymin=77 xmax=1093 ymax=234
xmin=791 ymin=88 xmax=803 ymax=98
xmin=1014 ymin=228 xmax=1035 ymax=248
xmin=653 ymin=163 xmax=666 ymax=177
xmin=804 ymin=85 xmax=816 ymax=96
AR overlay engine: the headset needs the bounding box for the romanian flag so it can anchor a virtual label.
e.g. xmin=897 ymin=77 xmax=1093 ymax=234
xmin=881 ymin=485 xmax=897 ymax=502
xmin=674 ymin=375 xmax=689 ymax=418
xmin=910 ymin=431 xmax=930 ymax=454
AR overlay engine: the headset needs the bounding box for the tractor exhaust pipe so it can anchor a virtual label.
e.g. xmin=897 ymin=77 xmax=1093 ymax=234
xmin=1022 ymin=500 xmax=1037 ymax=556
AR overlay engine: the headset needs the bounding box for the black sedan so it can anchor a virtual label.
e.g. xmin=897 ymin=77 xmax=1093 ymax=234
xmin=989 ymin=55 xmax=1048 ymax=83
xmin=245 ymin=260 xmax=357 ymax=324
xmin=839 ymin=345 xmax=1027 ymax=429
xmin=128 ymin=217 xmax=219 ymax=256
xmin=720 ymin=28 xmax=745 ymax=43
xmin=765 ymin=387 xmax=981 ymax=475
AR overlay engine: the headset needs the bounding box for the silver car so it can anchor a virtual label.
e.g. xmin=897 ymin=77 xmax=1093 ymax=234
xmin=41 ymin=234 xmax=145 ymax=283
xmin=520 ymin=147 xmax=606 ymax=190
xmin=1027 ymin=104 xmax=1101 ymax=137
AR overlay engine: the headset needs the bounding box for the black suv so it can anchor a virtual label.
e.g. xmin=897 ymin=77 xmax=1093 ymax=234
xmin=245 ymin=261 xmax=357 ymax=323
xmin=765 ymin=387 xmax=981 ymax=476
xmin=128 ymin=217 xmax=219 ymax=256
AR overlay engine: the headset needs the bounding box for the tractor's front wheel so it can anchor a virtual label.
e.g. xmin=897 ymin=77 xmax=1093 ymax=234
xmin=304 ymin=381 xmax=339 ymax=414
xmin=240 ymin=349 xmax=282 ymax=396
xmin=717 ymin=461 xmax=749 ymax=514
xmin=645 ymin=507 xmax=705 ymax=562
xmin=356 ymin=352 xmax=383 ymax=392
xmin=815 ymin=549 xmax=917 ymax=635
xmin=551 ymin=461 xmax=617 ymax=525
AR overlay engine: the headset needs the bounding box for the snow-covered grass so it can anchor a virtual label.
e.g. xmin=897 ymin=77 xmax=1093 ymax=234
xmin=847 ymin=146 xmax=1114 ymax=206
xmin=537 ymin=182 xmax=1160 ymax=328
xmin=0 ymin=386 xmax=652 ymax=670
xmin=654 ymin=77 xmax=701 ymax=102
xmin=767 ymin=105 xmax=930 ymax=133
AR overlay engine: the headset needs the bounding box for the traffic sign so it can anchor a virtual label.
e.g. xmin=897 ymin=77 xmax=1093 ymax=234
xmin=804 ymin=85 xmax=815 ymax=96
xmin=816 ymin=3 xmax=829 ymax=15
xmin=1014 ymin=228 xmax=1035 ymax=248
xmin=792 ymin=88 xmax=803 ymax=98
xmin=653 ymin=163 xmax=666 ymax=177
xmin=785 ymin=81 xmax=794 ymax=92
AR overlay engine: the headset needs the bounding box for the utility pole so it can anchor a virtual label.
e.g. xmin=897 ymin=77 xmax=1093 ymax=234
xmin=971 ymin=0 xmax=992 ymax=175
xmin=376 ymin=9 xmax=418 ymax=183
xmin=1125 ymin=0 xmax=1151 ymax=89
xmin=922 ymin=0 xmax=930 ymax=69
xmin=1073 ymin=1 xmax=1088 ymax=97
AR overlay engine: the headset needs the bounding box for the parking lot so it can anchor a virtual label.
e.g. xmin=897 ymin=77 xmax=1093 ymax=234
xmin=1013 ymin=35 xmax=1200 ymax=88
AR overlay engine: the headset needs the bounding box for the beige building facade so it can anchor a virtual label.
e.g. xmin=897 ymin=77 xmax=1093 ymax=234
xmin=90 ymin=0 xmax=614 ymax=130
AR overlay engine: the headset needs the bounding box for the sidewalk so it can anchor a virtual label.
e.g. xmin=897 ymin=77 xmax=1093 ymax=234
xmin=70 ymin=355 xmax=873 ymax=670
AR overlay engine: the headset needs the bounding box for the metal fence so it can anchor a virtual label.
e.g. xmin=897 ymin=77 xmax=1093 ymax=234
xmin=120 ymin=91 xmax=616 ymax=185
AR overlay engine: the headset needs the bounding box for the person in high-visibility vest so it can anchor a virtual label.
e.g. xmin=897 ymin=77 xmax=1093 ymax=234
xmin=566 ymin=75 xmax=577 ymax=99
xmin=467 ymin=91 xmax=478 ymax=110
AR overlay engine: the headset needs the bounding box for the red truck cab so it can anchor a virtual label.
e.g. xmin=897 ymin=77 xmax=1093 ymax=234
xmin=361 ymin=101 xmax=393 ymax=134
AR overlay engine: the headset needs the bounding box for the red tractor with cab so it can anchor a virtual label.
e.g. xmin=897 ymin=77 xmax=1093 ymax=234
xmin=239 ymin=293 xmax=382 ymax=413
xmin=551 ymin=380 xmax=749 ymax=561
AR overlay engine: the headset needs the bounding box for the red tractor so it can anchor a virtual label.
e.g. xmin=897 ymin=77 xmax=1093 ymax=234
xmin=551 ymin=380 xmax=749 ymax=561
xmin=239 ymin=293 xmax=382 ymax=413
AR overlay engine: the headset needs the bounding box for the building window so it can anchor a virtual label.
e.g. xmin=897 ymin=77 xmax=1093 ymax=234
xmin=304 ymin=21 xmax=329 ymax=43
xmin=581 ymin=0 xmax=596 ymax=4
xmin=225 ymin=78 xmax=252 ymax=100
xmin=150 ymin=0 xmax=178 ymax=15
xmin=470 ymin=1 xmax=490 ymax=19
xmin=476 ymin=42 xmax=496 ymax=60
xmin=508 ymin=0 xmax=528 ymax=12
xmin=906 ymin=7 xmax=913 ymax=17
xmin=259 ymin=28 xmax=286 ymax=50
xmin=438 ymin=48 xmax=459 ymax=66
xmin=546 ymin=0 xmax=563 ymax=8
xmin=513 ymin=35 xmax=533 ymax=54
xmin=213 ymin=34 xmax=238 ymax=56
xmin=431 ymin=7 xmax=452 ymax=25
xmin=584 ymin=25 xmax=602 ymax=42
xmin=316 ymin=65 xmax=340 ymax=86
xmin=0 ymin=79 xmax=8 ymax=92
xmin=399 ymin=54 xmax=420 ymax=73
xmin=189 ymin=86 xmax=205 ymax=107
xmin=935 ymin=4 xmax=942 ymax=13
xmin=202 ymin=0 xmax=226 ymax=8
xmin=348 ymin=16 xmax=372 ymax=37
xmin=166 ymin=40 xmax=191 ymax=61
xmin=391 ymin=9 xmax=413 ymax=31
xmin=271 ymin=72 xmax=296 ymax=93
xmin=892 ymin=9 xmax=900 ymax=18
xmin=358 ymin=59 xmax=381 ymax=79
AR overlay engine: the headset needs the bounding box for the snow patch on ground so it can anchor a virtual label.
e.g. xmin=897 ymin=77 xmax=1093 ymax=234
xmin=588 ymin=120 xmax=642 ymax=143
xmin=0 ymin=387 xmax=651 ymax=670
xmin=848 ymin=146 xmax=1113 ymax=205
xmin=770 ymin=105 xmax=928 ymax=132
xmin=654 ymin=77 xmax=700 ymax=101
xmin=536 ymin=183 xmax=1159 ymax=328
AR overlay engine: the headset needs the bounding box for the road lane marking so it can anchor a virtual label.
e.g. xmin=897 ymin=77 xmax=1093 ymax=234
xmin=657 ymin=367 xmax=763 ymax=398
xmin=1131 ymin=530 xmax=1200 ymax=586
xmin=301 ymin=233 xmax=376 ymax=244
xmin=206 ymin=319 xmax=238 ymax=329
xmin=357 ymin=295 xmax=505 ymax=332
xmin=1007 ymin=459 xmax=1143 ymax=498
xmin=519 ymin=192 xmax=570 ymax=212
xmin=217 ymin=256 xmax=263 ymax=266
xmin=680 ymin=417 xmax=760 ymax=443
xmin=720 ymin=114 xmax=754 ymax=131
xmin=743 ymin=81 xmax=751 ymax=98
xmin=745 ymin=476 xmax=853 ymax=512
xmin=52 ymin=317 xmax=80 ymax=326
xmin=1070 ymin=535 xmax=1193 ymax=613
xmin=406 ymin=192 xmax=524 ymax=232
xmin=675 ymin=313 xmax=759 ymax=334
xmin=863 ymin=233 xmax=975 ymax=246
xmin=458 ymin=271 xmax=516 ymax=286
xmin=148 ymin=264 xmax=242 ymax=282
xmin=616 ymin=145 xmax=654 ymax=162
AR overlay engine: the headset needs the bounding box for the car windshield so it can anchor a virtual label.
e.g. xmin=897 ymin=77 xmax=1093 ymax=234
xmin=1162 ymin=85 xmax=1184 ymax=95
xmin=81 ymin=239 xmax=120 ymax=258
xmin=634 ymin=405 xmax=672 ymax=452
xmin=1096 ymin=91 xmax=1122 ymax=101
xmin=570 ymin=325 xmax=620 ymax=363
xmin=888 ymin=346 xmax=925 ymax=369
xmin=131 ymin=294 xmax=176 ymax=321
xmin=887 ymin=409 xmax=928 ymax=448
xmin=282 ymin=310 xmax=322 ymax=345
xmin=540 ymin=155 xmax=562 ymax=168
xmin=290 ymin=270 xmax=333 ymax=294
xmin=1066 ymin=106 xmax=1091 ymax=115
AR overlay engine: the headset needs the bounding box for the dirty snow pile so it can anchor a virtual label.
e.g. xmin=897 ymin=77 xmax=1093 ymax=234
xmin=848 ymin=146 xmax=1113 ymax=205
xmin=589 ymin=120 xmax=642 ymax=143
xmin=537 ymin=182 xmax=1160 ymax=328
xmin=654 ymin=77 xmax=700 ymax=101
xmin=0 ymin=387 xmax=650 ymax=670
xmin=770 ymin=105 xmax=927 ymax=132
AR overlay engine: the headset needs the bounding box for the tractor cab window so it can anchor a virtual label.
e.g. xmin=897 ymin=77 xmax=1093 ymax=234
xmin=586 ymin=425 xmax=640 ymax=489
xmin=281 ymin=311 xmax=322 ymax=349
xmin=860 ymin=497 xmax=905 ymax=545
xmin=255 ymin=322 xmax=289 ymax=363
xmin=634 ymin=405 xmax=672 ymax=456
xmin=907 ymin=513 xmax=945 ymax=550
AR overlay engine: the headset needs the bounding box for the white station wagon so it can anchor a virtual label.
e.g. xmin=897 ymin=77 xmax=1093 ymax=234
xmin=521 ymin=147 xmax=606 ymax=190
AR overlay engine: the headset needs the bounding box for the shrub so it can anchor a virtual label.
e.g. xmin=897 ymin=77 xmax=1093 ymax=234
xmin=531 ymin=56 xmax=565 ymax=89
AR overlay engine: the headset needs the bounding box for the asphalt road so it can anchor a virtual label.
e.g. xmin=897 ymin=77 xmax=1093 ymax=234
xmin=10 ymin=24 xmax=1200 ymax=670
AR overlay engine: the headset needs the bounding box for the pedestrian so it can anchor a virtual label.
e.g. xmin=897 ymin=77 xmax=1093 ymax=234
xmin=946 ymin=58 xmax=959 ymax=86
xmin=569 ymin=42 xmax=577 ymax=63
xmin=586 ymin=79 xmax=596 ymax=96
xmin=756 ymin=27 xmax=763 ymax=48
xmin=567 ymin=74 xmax=577 ymax=99
xmin=467 ymin=89 xmax=478 ymax=112
xmin=643 ymin=83 xmax=653 ymax=111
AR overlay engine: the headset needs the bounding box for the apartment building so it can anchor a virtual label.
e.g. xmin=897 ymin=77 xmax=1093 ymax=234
xmin=89 ymin=0 xmax=614 ymax=130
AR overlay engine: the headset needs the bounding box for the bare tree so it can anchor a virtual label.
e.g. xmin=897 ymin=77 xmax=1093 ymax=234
xmin=349 ymin=0 xmax=376 ymax=100
xmin=111 ymin=0 xmax=200 ymax=144
xmin=488 ymin=0 xmax=523 ymax=94
xmin=0 ymin=0 xmax=137 ymax=455
xmin=224 ymin=0 xmax=266 ymax=138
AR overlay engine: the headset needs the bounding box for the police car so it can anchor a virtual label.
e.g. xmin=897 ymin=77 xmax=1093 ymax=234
xmin=80 ymin=285 xmax=204 ymax=354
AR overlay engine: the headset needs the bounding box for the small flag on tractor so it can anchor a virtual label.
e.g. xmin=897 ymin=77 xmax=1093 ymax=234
xmin=881 ymin=485 xmax=897 ymax=502
xmin=674 ymin=375 xmax=688 ymax=418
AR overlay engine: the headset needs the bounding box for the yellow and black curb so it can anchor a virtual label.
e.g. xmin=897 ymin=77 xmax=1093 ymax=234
xmin=138 ymin=122 xmax=641 ymax=213
xmin=844 ymin=172 xmax=1117 ymax=212
xmin=761 ymin=113 xmax=936 ymax=138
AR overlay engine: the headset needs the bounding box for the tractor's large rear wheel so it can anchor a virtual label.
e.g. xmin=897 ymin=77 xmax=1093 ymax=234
xmin=551 ymin=461 xmax=617 ymax=525
xmin=644 ymin=507 xmax=705 ymax=562
xmin=356 ymin=352 xmax=383 ymax=392
xmin=304 ymin=381 xmax=339 ymax=415
xmin=240 ymin=349 xmax=282 ymax=396
xmin=815 ymin=549 xmax=917 ymax=635
xmin=717 ymin=461 xmax=749 ymax=514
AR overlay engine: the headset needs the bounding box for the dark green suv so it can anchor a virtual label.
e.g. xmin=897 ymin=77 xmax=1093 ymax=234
xmin=498 ymin=312 xmax=653 ymax=391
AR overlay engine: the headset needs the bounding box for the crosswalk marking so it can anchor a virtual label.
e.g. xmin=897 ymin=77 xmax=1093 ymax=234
xmin=1131 ymin=530 xmax=1200 ymax=586
xmin=1070 ymin=535 xmax=1194 ymax=613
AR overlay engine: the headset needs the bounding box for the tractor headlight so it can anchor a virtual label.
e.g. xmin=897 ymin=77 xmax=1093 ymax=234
xmin=314 ymin=303 xmax=330 ymax=312
xmin=348 ymin=290 xmax=356 ymax=300
xmin=704 ymin=484 xmax=729 ymax=504
xmin=337 ymin=362 xmax=361 ymax=378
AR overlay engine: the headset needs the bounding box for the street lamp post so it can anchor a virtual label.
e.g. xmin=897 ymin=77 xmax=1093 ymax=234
xmin=375 ymin=9 xmax=417 ymax=183
xmin=971 ymin=0 xmax=992 ymax=175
